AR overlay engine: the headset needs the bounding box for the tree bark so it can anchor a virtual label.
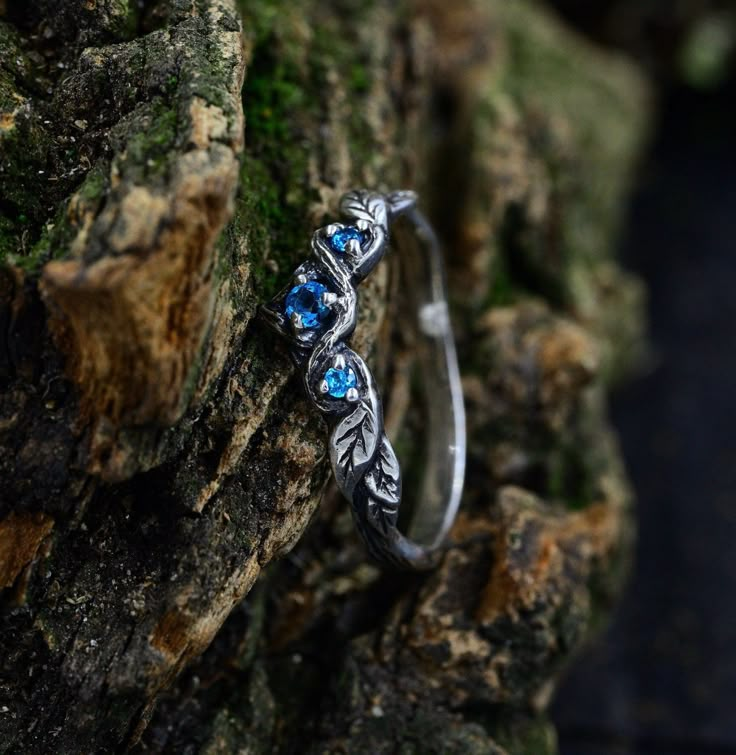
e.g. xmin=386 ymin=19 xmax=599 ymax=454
xmin=0 ymin=0 xmax=649 ymax=752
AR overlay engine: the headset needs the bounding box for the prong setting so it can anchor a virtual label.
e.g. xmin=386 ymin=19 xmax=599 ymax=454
xmin=333 ymin=354 xmax=346 ymax=370
xmin=322 ymin=291 xmax=338 ymax=306
xmin=346 ymin=387 xmax=360 ymax=403
xmin=290 ymin=311 xmax=303 ymax=329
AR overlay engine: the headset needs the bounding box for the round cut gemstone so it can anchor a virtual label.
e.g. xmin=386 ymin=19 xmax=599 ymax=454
xmin=285 ymin=280 xmax=330 ymax=329
xmin=329 ymin=226 xmax=366 ymax=254
xmin=324 ymin=366 xmax=357 ymax=398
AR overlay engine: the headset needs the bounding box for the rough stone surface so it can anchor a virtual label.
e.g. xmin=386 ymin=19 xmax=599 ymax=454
xmin=0 ymin=0 xmax=649 ymax=752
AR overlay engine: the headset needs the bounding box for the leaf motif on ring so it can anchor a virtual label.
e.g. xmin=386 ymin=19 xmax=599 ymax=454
xmin=365 ymin=436 xmax=401 ymax=534
xmin=365 ymin=436 xmax=401 ymax=507
xmin=340 ymin=191 xmax=388 ymax=230
xmin=330 ymin=399 xmax=379 ymax=498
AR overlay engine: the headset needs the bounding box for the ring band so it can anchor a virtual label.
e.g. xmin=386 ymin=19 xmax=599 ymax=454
xmin=261 ymin=190 xmax=466 ymax=570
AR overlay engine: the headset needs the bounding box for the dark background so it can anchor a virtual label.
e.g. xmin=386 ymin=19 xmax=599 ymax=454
xmin=550 ymin=7 xmax=736 ymax=754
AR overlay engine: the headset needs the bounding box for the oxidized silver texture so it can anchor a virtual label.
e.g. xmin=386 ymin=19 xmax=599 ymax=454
xmin=261 ymin=190 xmax=457 ymax=569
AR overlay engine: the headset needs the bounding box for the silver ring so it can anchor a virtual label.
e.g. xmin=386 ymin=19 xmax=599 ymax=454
xmin=261 ymin=190 xmax=466 ymax=570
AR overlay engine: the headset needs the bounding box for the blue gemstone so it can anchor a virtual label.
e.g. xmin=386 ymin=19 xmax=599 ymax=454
xmin=329 ymin=226 xmax=366 ymax=254
xmin=285 ymin=280 xmax=330 ymax=329
xmin=324 ymin=366 xmax=357 ymax=398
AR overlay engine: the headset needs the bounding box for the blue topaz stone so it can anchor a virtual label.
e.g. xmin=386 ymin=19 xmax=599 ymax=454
xmin=324 ymin=366 xmax=357 ymax=398
xmin=285 ymin=280 xmax=330 ymax=329
xmin=329 ymin=226 xmax=366 ymax=254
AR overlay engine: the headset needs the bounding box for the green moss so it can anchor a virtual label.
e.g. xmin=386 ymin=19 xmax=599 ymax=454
xmin=226 ymin=0 xmax=392 ymax=303
xmin=111 ymin=99 xmax=179 ymax=184
xmin=349 ymin=63 xmax=369 ymax=93
xmin=679 ymin=12 xmax=735 ymax=89
xmin=490 ymin=0 xmax=648 ymax=310
xmin=0 ymin=216 xmax=20 ymax=262
xmin=3 ymin=0 xmax=243 ymax=272
xmin=75 ymin=164 xmax=107 ymax=205
xmin=117 ymin=0 xmax=142 ymax=39
xmin=490 ymin=713 xmax=558 ymax=755
xmin=486 ymin=237 xmax=522 ymax=308
xmin=232 ymin=3 xmax=320 ymax=295
xmin=0 ymin=117 xmax=49 ymax=236
xmin=2 ymin=163 xmax=109 ymax=273
xmin=0 ymin=25 xmax=52 ymax=265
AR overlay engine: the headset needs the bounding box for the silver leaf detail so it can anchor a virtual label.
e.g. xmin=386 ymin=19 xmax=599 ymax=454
xmin=364 ymin=436 xmax=401 ymax=534
xmin=364 ymin=436 xmax=401 ymax=507
xmin=330 ymin=400 xmax=379 ymax=498
xmin=340 ymin=191 xmax=388 ymax=230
